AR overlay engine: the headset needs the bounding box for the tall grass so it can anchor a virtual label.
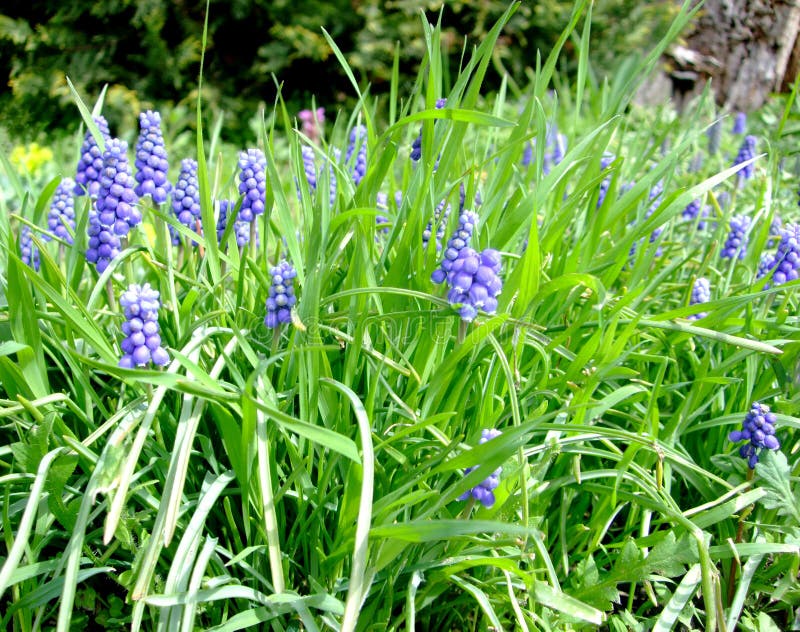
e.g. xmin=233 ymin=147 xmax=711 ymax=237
xmin=1 ymin=1 xmax=799 ymax=630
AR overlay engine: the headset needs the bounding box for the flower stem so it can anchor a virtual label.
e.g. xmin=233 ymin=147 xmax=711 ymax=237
xmin=727 ymin=467 xmax=755 ymax=604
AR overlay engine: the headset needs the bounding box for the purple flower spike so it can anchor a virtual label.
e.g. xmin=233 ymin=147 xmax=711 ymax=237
xmin=732 ymin=111 xmax=746 ymax=135
xmin=423 ymin=200 xmax=452 ymax=254
xmin=96 ymin=138 xmax=140 ymax=237
xmin=216 ymin=200 xmax=255 ymax=249
xmin=766 ymin=223 xmax=800 ymax=288
xmin=721 ymin=215 xmax=751 ymax=260
xmin=347 ymin=125 xmax=368 ymax=186
xmin=265 ymin=260 xmax=298 ymax=329
xmin=85 ymin=209 xmax=121 ymax=274
xmin=411 ymin=98 xmax=446 ymax=162
xmin=597 ymin=154 xmax=615 ymax=208
xmin=688 ymin=277 xmax=710 ymax=320
xmin=301 ymin=145 xmax=317 ymax=191
xmin=432 ymin=210 xmax=478 ymax=283
xmin=238 ymin=148 xmax=267 ymax=222
xmin=47 ymin=177 xmax=76 ymax=244
xmin=134 ymin=110 xmax=172 ymax=204
xmin=443 ymin=247 xmax=503 ymax=322
xmin=119 ymin=283 xmax=170 ymax=368
xmin=458 ymin=428 xmax=503 ymax=508
xmin=728 ymin=401 xmax=780 ymax=469
xmin=171 ymin=158 xmax=201 ymax=245
xmin=19 ymin=225 xmax=40 ymax=271
xmin=75 ymin=115 xmax=111 ymax=197
xmin=734 ymin=135 xmax=757 ymax=182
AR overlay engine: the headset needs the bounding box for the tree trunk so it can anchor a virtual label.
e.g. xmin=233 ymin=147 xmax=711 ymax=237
xmin=684 ymin=0 xmax=800 ymax=111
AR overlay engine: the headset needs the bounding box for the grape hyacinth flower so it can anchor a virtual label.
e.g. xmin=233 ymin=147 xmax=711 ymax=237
xmin=74 ymin=115 xmax=111 ymax=197
xmin=597 ymin=154 xmax=615 ymax=208
xmin=682 ymin=199 xmax=701 ymax=221
xmin=410 ymin=98 xmax=447 ymax=162
xmin=347 ymin=125 xmax=368 ymax=186
xmin=729 ymin=402 xmax=780 ymax=469
xmin=431 ymin=210 xmax=478 ymax=282
xmin=19 ymin=225 xmax=40 ymax=271
xmin=688 ymin=277 xmax=710 ymax=320
xmin=458 ymin=428 xmax=503 ymax=508
xmin=732 ymin=111 xmax=746 ymax=135
xmin=119 ymin=283 xmax=170 ymax=368
xmin=96 ymin=138 xmax=140 ymax=237
xmin=238 ymin=149 xmax=267 ymax=222
xmin=134 ymin=110 xmax=172 ymax=204
xmin=301 ymin=145 xmax=317 ymax=192
xmin=298 ymin=107 xmax=325 ymax=144
xmin=682 ymin=199 xmax=713 ymax=230
xmin=47 ymin=177 xmax=76 ymax=244
xmin=171 ymin=158 xmax=201 ymax=243
xmin=328 ymin=148 xmax=340 ymax=206
xmin=720 ymin=215 xmax=751 ymax=260
xmin=216 ymin=200 xmax=255 ymax=249
xmin=423 ymin=200 xmax=452 ymax=253
xmin=444 ymin=247 xmax=503 ymax=322
xmin=375 ymin=192 xmax=391 ymax=237
xmin=733 ymin=135 xmax=757 ymax=183
xmin=521 ymin=142 xmax=533 ymax=167
xmin=756 ymin=252 xmax=776 ymax=281
xmin=265 ymin=260 xmax=297 ymax=329
xmin=766 ymin=223 xmax=800 ymax=287
xmin=85 ymin=209 xmax=121 ymax=273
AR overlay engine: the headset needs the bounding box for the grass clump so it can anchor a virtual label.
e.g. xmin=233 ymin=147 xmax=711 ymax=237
xmin=1 ymin=2 xmax=799 ymax=630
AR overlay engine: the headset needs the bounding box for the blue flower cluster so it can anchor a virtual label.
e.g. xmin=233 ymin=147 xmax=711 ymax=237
xmin=238 ymin=149 xmax=267 ymax=221
xmin=442 ymin=247 xmax=503 ymax=322
xmin=74 ymin=115 xmax=111 ymax=197
xmin=720 ymin=214 xmax=751 ymax=260
xmin=96 ymin=138 xmax=141 ymax=237
xmin=765 ymin=223 xmax=800 ymax=287
xmin=217 ymin=200 xmax=254 ymax=249
xmin=521 ymin=125 xmax=567 ymax=175
xmin=734 ymin=135 xmax=757 ymax=182
xmin=596 ymin=154 xmax=615 ymax=208
xmin=328 ymin=148 xmax=340 ymax=206
xmin=47 ymin=178 xmax=76 ymax=244
xmin=265 ymin=261 xmax=298 ymax=329
xmin=458 ymin=428 xmax=502 ymax=508
xmin=410 ymin=98 xmax=447 ymax=162
xmin=347 ymin=125 xmax=368 ymax=186
xmin=688 ymin=277 xmax=710 ymax=320
xmin=301 ymin=145 xmax=317 ymax=191
xmin=171 ymin=158 xmax=201 ymax=244
xmin=119 ymin=283 xmax=170 ymax=368
xmin=134 ymin=110 xmax=172 ymax=204
xmin=732 ymin=111 xmax=746 ymax=135
xmin=86 ymin=209 xmax=121 ymax=273
xmin=431 ymin=210 xmax=478 ymax=282
xmin=682 ymin=198 xmax=712 ymax=230
xmin=423 ymin=200 xmax=451 ymax=252
xmin=729 ymin=402 xmax=780 ymax=469
xmin=19 ymin=225 xmax=39 ymax=271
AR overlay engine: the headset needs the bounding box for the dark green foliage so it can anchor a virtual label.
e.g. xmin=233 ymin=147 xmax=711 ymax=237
xmin=0 ymin=0 xmax=675 ymax=143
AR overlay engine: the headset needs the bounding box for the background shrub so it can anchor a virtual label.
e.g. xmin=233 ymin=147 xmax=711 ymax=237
xmin=0 ymin=0 xmax=675 ymax=143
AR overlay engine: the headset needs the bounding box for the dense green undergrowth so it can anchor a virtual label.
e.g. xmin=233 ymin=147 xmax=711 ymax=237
xmin=1 ymin=2 xmax=800 ymax=630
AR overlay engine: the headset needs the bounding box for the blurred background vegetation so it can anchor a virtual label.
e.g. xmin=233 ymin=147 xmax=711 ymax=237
xmin=0 ymin=0 xmax=676 ymax=143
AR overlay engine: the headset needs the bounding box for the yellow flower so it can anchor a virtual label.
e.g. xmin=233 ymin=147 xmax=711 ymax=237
xmin=10 ymin=142 xmax=54 ymax=175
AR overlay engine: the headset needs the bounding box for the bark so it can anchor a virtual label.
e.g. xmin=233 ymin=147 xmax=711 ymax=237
xmin=684 ymin=0 xmax=800 ymax=111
